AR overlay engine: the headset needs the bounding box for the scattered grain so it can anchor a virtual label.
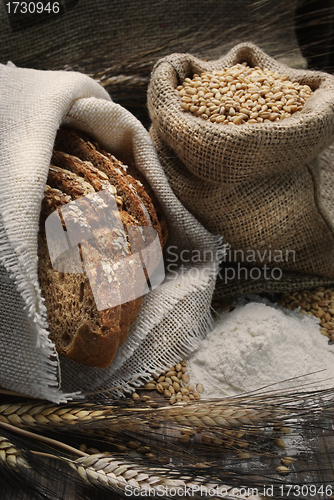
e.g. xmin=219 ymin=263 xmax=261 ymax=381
xmin=86 ymin=447 xmax=100 ymax=454
xmin=196 ymin=384 xmax=204 ymax=394
xmin=141 ymin=395 xmax=151 ymax=402
xmin=170 ymin=382 xmax=179 ymax=393
xmin=277 ymin=465 xmax=290 ymax=475
xmin=181 ymin=428 xmax=194 ymax=436
xmin=149 ymin=422 xmax=161 ymax=429
xmin=156 ymin=384 xmax=164 ymax=394
xmin=134 ymin=360 xmax=199 ymax=405
xmin=275 ymin=438 xmax=286 ymax=449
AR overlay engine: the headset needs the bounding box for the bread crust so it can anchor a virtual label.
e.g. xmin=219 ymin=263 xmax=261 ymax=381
xmin=54 ymin=128 xmax=167 ymax=245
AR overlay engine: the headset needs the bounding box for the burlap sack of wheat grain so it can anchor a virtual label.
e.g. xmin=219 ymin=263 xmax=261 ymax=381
xmin=147 ymin=42 xmax=334 ymax=300
xmin=0 ymin=63 xmax=223 ymax=403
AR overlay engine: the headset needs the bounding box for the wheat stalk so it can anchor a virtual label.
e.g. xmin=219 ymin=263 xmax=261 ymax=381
xmin=0 ymin=389 xmax=329 ymax=433
xmin=0 ymin=399 xmax=285 ymax=430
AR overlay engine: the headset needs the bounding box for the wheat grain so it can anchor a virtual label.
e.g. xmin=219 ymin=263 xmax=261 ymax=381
xmin=276 ymin=465 xmax=290 ymax=475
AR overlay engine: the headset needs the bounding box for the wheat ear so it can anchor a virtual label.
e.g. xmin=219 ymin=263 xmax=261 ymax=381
xmin=0 ymin=401 xmax=120 ymax=429
xmin=0 ymin=398 xmax=297 ymax=433
xmin=0 ymin=433 xmax=30 ymax=470
xmin=67 ymin=452 xmax=251 ymax=499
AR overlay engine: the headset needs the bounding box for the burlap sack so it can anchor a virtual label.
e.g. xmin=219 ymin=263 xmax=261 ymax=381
xmin=148 ymin=42 xmax=334 ymax=297
xmin=0 ymin=63 xmax=223 ymax=402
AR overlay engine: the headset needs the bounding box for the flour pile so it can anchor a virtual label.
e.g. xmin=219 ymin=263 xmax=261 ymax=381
xmin=188 ymin=299 xmax=334 ymax=397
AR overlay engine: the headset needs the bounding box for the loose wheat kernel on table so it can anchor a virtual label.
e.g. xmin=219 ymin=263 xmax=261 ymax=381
xmin=275 ymin=438 xmax=286 ymax=449
xmin=277 ymin=466 xmax=290 ymax=476
xmin=177 ymin=63 xmax=312 ymax=125
xmin=178 ymin=434 xmax=191 ymax=444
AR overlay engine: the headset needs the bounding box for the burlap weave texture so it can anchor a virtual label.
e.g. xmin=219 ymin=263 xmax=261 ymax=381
xmin=148 ymin=43 xmax=334 ymax=289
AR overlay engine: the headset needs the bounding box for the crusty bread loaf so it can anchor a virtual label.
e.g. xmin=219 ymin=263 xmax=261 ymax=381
xmin=38 ymin=128 xmax=167 ymax=368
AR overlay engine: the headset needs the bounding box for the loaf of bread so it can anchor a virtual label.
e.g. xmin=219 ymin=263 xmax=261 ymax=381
xmin=38 ymin=128 xmax=167 ymax=368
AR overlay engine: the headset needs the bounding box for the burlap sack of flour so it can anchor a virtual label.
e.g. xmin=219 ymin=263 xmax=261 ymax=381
xmin=0 ymin=63 xmax=223 ymax=403
xmin=148 ymin=42 xmax=334 ymax=299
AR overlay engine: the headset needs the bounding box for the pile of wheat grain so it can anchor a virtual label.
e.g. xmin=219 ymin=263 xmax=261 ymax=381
xmin=177 ymin=63 xmax=312 ymax=125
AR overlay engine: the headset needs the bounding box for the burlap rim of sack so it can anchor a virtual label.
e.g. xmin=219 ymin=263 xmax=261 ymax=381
xmin=148 ymin=42 xmax=334 ymax=184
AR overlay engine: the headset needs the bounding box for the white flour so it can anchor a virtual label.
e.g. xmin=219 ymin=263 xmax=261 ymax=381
xmin=188 ymin=298 xmax=334 ymax=397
